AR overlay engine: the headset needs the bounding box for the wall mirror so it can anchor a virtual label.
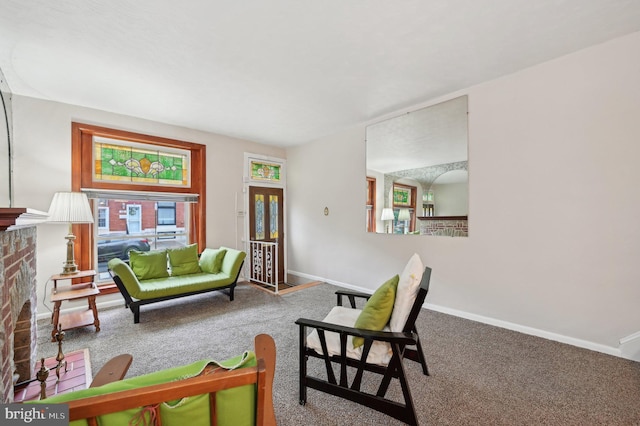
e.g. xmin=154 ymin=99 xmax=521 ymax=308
xmin=366 ymin=95 xmax=468 ymax=236
xmin=0 ymin=67 xmax=13 ymax=208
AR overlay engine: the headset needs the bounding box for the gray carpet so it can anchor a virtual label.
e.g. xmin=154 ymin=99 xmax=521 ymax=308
xmin=36 ymin=282 xmax=640 ymax=425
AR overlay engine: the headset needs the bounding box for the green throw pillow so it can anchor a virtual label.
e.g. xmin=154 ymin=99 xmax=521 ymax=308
xmin=352 ymin=274 xmax=399 ymax=348
xmin=168 ymin=244 xmax=202 ymax=276
xmin=199 ymin=248 xmax=227 ymax=274
xmin=129 ymin=250 xmax=169 ymax=280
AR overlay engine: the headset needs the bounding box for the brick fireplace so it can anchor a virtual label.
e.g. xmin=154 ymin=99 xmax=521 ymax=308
xmin=0 ymin=225 xmax=38 ymax=403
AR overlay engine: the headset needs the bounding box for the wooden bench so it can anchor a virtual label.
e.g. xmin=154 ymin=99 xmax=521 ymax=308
xmin=30 ymin=334 xmax=276 ymax=426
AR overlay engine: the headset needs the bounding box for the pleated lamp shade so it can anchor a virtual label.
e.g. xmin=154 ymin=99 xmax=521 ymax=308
xmin=47 ymin=192 xmax=94 ymax=224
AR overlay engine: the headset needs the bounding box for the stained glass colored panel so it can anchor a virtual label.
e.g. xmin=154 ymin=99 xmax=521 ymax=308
xmin=269 ymin=195 xmax=278 ymax=239
xmin=255 ymin=194 xmax=265 ymax=240
xmin=250 ymin=161 xmax=281 ymax=182
xmin=393 ymin=187 xmax=411 ymax=206
xmin=94 ymin=140 xmax=190 ymax=187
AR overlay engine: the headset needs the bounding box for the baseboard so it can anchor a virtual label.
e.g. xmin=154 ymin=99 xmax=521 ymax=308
xmin=619 ymin=331 xmax=640 ymax=361
xmin=287 ymin=269 xmax=626 ymax=360
xmin=424 ymin=303 xmax=624 ymax=359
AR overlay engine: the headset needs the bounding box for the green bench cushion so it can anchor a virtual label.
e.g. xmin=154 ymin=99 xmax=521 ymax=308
xmin=30 ymin=351 xmax=257 ymax=426
xmin=137 ymin=272 xmax=235 ymax=299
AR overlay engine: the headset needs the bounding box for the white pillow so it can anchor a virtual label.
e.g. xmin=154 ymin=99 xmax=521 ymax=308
xmin=389 ymin=253 xmax=424 ymax=332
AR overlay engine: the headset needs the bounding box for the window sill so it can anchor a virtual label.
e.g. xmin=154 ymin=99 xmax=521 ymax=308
xmin=96 ymin=282 xmax=119 ymax=296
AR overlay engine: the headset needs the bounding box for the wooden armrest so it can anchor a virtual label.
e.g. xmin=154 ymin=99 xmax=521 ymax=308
xmin=335 ymin=289 xmax=371 ymax=308
xmin=295 ymin=317 xmax=417 ymax=346
xmin=254 ymin=334 xmax=276 ymax=425
xmin=90 ymin=354 xmax=133 ymax=388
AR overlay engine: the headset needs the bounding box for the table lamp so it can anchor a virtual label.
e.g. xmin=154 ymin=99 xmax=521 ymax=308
xmin=47 ymin=192 xmax=94 ymax=275
xmin=397 ymin=208 xmax=411 ymax=234
xmin=380 ymin=208 xmax=394 ymax=234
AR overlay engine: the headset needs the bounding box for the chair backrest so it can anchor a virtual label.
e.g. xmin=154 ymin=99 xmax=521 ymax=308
xmin=402 ymin=266 xmax=431 ymax=333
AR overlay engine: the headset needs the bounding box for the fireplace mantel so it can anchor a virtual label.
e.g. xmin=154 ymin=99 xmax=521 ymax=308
xmin=0 ymin=208 xmax=26 ymax=231
xmin=0 ymin=208 xmax=49 ymax=231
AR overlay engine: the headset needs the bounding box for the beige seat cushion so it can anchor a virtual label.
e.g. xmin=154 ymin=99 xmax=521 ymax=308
xmin=306 ymin=306 xmax=393 ymax=366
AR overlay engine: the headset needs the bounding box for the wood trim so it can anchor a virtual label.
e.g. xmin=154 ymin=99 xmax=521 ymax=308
xmin=0 ymin=208 xmax=27 ymax=231
xmin=65 ymin=334 xmax=276 ymax=426
xmin=71 ymin=122 xmax=206 ymax=272
xmin=417 ymin=215 xmax=468 ymax=221
xmin=366 ymin=177 xmax=376 ymax=233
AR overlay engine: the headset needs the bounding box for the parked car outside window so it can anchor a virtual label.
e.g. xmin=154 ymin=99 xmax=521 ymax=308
xmin=97 ymin=235 xmax=151 ymax=275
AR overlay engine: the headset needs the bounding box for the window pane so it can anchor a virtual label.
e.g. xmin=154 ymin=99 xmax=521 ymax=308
xmin=269 ymin=195 xmax=278 ymax=239
xmin=93 ymin=138 xmax=191 ymax=187
xmin=95 ymin=198 xmax=189 ymax=281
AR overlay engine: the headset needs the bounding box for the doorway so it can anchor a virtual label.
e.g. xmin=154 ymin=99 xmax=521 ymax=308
xmin=248 ymin=186 xmax=285 ymax=288
xmin=126 ymin=204 xmax=142 ymax=234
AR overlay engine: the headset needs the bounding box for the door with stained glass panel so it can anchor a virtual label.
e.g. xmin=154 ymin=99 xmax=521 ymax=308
xmin=249 ymin=186 xmax=285 ymax=285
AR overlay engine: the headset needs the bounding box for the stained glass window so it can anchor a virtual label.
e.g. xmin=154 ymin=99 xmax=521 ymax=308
xmin=94 ymin=138 xmax=190 ymax=187
xmin=269 ymin=195 xmax=278 ymax=239
xmin=255 ymin=194 xmax=265 ymax=240
xmin=250 ymin=161 xmax=281 ymax=182
xmin=393 ymin=186 xmax=411 ymax=206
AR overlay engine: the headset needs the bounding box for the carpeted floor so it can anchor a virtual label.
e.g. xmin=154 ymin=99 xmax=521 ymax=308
xmin=36 ymin=282 xmax=640 ymax=425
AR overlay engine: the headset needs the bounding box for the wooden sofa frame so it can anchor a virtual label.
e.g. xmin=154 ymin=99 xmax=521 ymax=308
xmin=110 ymin=260 xmax=244 ymax=324
xmin=296 ymin=267 xmax=431 ymax=426
xmin=64 ymin=333 xmax=276 ymax=426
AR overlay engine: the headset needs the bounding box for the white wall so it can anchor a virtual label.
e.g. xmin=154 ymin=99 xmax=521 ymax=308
xmin=287 ymin=31 xmax=640 ymax=359
xmin=10 ymin=95 xmax=285 ymax=314
xmin=432 ymin=182 xmax=467 ymax=216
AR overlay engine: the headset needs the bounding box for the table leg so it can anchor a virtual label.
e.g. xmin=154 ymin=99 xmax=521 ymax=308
xmin=88 ymin=295 xmax=100 ymax=332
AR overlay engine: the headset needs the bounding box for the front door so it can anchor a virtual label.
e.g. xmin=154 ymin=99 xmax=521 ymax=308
xmin=126 ymin=204 xmax=142 ymax=234
xmin=249 ymin=186 xmax=285 ymax=284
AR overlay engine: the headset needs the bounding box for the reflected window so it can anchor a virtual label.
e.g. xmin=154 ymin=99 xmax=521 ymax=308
xmin=366 ymin=177 xmax=376 ymax=232
xmin=392 ymin=183 xmax=416 ymax=234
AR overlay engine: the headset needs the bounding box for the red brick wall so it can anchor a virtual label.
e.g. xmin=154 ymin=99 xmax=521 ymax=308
xmin=103 ymin=201 xmax=185 ymax=233
xmin=420 ymin=219 xmax=469 ymax=237
xmin=0 ymin=226 xmax=37 ymax=403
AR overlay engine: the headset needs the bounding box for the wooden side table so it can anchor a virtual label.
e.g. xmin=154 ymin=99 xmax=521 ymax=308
xmin=50 ymin=270 xmax=101 ymax=341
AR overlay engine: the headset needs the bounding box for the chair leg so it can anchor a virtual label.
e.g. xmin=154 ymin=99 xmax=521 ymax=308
xmin=299 ymin=325 xmax=307 ymax=405
xmin=414 ymin=330 xmax=429 ymax=376
xmin=132 ymin=305 xmax=140 ymax=324
xmin=404 ymin=327 xmax=430 ymax=376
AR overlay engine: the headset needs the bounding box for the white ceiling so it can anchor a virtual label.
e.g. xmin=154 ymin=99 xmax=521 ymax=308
xmin=1 ymin=1 xmax=640 ymax=147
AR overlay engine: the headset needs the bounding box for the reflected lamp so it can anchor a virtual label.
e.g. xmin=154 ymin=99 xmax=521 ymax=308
xmin=47 ymin=192 xmax=94 ymax=275
xmin=380 ymin=208 xmax=394 ymax=234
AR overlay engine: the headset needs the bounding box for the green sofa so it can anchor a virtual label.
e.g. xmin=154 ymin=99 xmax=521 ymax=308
xmin=108 ymin=246 xmax=246 ymax=323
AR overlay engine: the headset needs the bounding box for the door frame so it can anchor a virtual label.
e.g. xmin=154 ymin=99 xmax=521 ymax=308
xmin=243 ymin=153 xmax=287 ymax=282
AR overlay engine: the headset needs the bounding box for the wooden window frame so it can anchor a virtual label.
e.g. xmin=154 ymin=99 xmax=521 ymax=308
xmin=366 ymin=177 xmax=376 ymax=232
xmin=392 ymin=183 xmax=416 ymax=233
xmin=71 ymin=123 xmax=206 ymax=281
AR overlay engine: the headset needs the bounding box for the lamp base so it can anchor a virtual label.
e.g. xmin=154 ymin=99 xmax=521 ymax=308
xmin=61 ymin=232 xmax=78 ymax=275
xmin=61 ymin=263 xmax=78 ymax=275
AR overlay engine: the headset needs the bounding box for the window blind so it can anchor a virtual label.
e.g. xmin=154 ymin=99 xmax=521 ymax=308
xmin=81 ymin=188 xmax=198 ymax=203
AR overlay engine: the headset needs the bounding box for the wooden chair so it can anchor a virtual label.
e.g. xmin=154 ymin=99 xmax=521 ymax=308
xmin=296 ymin=260 xmax=431 ymax=426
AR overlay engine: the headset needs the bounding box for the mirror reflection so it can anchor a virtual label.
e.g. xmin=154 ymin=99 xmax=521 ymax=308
xmin=366 ymin=95 xmax=468 ymax=236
